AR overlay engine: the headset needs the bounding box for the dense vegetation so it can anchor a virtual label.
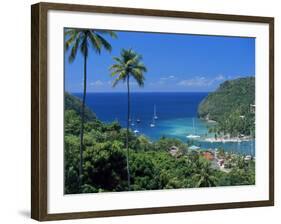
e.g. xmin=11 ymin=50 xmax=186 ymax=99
xmin=64 ymin=94 xmax=255 ymax=194
xmin=198 ymin=77 xmax=255 ymax=137
xmin=65 ymin=92 xmax=96 ymax=121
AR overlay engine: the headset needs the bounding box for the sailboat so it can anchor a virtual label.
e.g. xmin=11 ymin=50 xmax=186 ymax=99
xmin=136 ymin=118 xmax=141 ymax=123
xmin=131 ymin=117 xmax=135 ymax=126
xmin=154 ymin=104 xmax=158 ymax=120
xmin=133 ymin=129 xmax=140 ymax=134
xmin=189 ymin=145 xmax=200 ymax=150
xmin=186 ymin=118 xmax=200 ymax=139
xmin=150 ymin=116 xmax=155 ymax=128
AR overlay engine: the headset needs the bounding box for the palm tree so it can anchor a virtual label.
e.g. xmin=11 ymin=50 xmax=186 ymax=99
xmin=110 ymin=49 xmax=147 ymax=190
xmin=192 ymin=160 xmax=217 ymax=187
xmin=65 ymin=28 xmax=117 ymax=186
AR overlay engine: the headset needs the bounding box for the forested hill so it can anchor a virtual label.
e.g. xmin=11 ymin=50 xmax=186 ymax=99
xmin=65 ymin=92 xmax=96 ymax=121
xmin=198 ymin=77 xmax=255 ymax=121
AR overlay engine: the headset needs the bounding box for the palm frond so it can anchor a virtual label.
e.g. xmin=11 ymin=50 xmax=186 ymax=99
xmin=134 ymin=63 xmax=147 ymax=72
xmin=112 ymin=78 xmax=120 ymax=87
xmin=110 ymin=69 xmax=124 ymax=78
xmin=87 ymin=32 xmax=102 ymax=54
xmin=131 ymin=68 xmax=145 ymax=87
xmin=65 ymin=30 xmax=79 ymax=50
xmin=97 ymin=30 xmax=118 ymax=39
xmin=125 ymin=54 xmax=142 ymax=67
xmin=69 ymin=38 xmax=80 ymax=63
xmin=95 ymin=33 xmax=113 ymax=52
xmin=112 ymin=71 xmax=126 ymax=87
xmin=112 ymin=57 xmax=125 ymax=66
xmin=109 ymin=64 xmax=124 ymax=72
xmin=64 ymin=28 xmax=76 ymax=36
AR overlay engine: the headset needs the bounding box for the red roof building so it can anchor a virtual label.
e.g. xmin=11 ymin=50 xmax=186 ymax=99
xmin=202 ymin=151 xmax=215 ymax=161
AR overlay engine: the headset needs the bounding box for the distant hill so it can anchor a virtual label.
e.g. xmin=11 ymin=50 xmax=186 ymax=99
xmin=65 ymin=92 xmax=96 ymax=121
xmin=198 ymin=77 xmax=255 ymax=121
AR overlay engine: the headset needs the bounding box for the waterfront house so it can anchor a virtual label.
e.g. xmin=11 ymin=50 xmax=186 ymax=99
xmin=202 ymin=151 xmax=215 ymax=161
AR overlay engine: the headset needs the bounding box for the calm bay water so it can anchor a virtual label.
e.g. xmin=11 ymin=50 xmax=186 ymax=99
xmin=72 ymin=92 xmax=255 ymax=155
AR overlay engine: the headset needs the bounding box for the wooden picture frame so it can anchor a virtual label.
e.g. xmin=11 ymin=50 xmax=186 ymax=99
xmin=31 ymin=2 xmax=274 ymax=221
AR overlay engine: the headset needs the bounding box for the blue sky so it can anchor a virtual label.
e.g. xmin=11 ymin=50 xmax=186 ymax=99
xmin=65 ymin=30 xmax=255 ymax=93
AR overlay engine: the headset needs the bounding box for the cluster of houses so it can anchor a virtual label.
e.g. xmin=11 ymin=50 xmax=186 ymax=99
xmin=168 ymin=145 xmax=253 ymax=172
xmin=202 ymin=149 xmax=254 ymax=171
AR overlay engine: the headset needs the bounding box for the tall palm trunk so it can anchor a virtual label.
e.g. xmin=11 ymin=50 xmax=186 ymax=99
xmin=126 ymin=74 xmax=131 ymax=190
xmin=79 ymin=53 xmax=87 ymax=187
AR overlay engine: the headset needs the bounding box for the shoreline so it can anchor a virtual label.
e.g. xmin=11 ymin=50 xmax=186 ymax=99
xmin=202 ymin=136 xmax=254 ymax=143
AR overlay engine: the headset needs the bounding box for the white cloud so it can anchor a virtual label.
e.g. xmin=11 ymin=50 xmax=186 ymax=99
xmin=89 ymin=80 xmax=104 ymax=86
xmin=160 ymin=75 xmax=176 ymax=81
xmin=148 ymin=75 xmax=177 ymax=86
xmin=177 ymin=75 xmax=226 ymax=87
xmin=177 ymin=76 xmax=212 ymax=87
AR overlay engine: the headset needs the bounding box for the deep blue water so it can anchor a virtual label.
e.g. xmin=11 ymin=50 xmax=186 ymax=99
xmin=72 ymin=92 xmax=255 ymax=155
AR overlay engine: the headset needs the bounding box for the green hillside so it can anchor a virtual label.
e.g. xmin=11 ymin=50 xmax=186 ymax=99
xmin=65 ymin=92 xmax=96 ymax=121
xmin=198 ymin=77 xmax=255 ymax=136
xmin=198 ymin=77 xmax=255 ymax=120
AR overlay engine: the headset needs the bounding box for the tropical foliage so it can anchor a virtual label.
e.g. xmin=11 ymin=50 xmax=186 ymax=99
xmin=64 ymin=94 xmax=255 ymax=194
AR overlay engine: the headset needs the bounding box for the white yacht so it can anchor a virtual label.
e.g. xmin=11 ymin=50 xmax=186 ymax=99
xmin=154 ymin=104 xmax=158 ymax=120
xmin=186 ymin=118 xmax=200 ymax=139
xmin=131 ymin=117 xmax=135 ymax=127
xmin=150 ymin=116 xmax=155 ymax=128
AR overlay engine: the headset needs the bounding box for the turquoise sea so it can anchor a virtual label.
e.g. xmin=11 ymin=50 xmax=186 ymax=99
xmin=73 ymin=92 xmax=255 ymax=156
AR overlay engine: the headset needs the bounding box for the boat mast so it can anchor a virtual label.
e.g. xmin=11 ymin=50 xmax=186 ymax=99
xmin=193 ymin=118 xmax=195 ymax=134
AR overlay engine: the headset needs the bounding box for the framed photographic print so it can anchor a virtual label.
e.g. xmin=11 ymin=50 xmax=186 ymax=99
xmin=31 ymin=2 xmax=274 ymax=221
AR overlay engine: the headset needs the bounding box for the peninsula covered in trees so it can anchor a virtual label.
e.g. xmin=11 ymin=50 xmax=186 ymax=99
xmin=198 ymin=77 xmax=255 ymax=138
